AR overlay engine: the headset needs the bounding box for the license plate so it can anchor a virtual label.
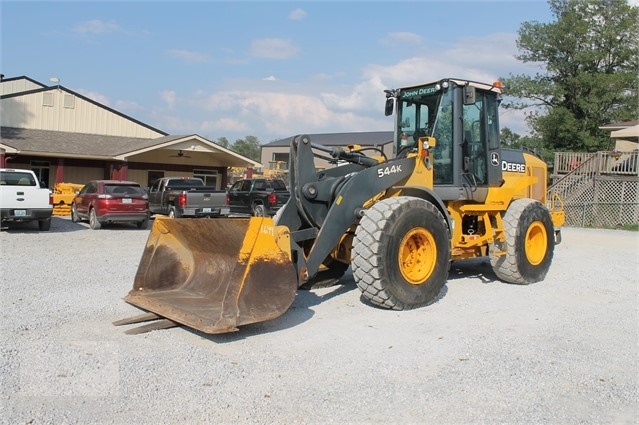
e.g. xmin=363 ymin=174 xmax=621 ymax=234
xmin=221 ymin=207 xmax=230 ymax=215
xmin=202 ymin=208 xmax=211 ymax=213
xmin=14 ymin=210 xmax=26 ymax=216
xmin=122 ymin=198 xmax=132 ymax=204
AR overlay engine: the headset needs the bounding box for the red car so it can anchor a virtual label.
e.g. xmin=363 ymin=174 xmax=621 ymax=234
xmin=71 ymin=180 xmax=150 ymax=230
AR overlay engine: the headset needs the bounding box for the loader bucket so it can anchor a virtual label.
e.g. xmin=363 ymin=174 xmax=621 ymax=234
xmin=124 ymin=216 xmax=298 ymax=334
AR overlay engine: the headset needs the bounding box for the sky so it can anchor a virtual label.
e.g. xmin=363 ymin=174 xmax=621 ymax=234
xmin=2 ymin=0 xmax=563 ymax=144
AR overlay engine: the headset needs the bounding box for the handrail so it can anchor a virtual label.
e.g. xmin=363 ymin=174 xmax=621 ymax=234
xmin=548 ymin=150 xmax=638 ymax=206
xmin=554 ymin=150 xmax=638 ymax=176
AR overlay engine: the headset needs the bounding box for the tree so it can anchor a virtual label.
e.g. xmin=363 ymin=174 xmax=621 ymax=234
xmin=501 ymin=127 xmax=552 ymax=163
xmin=500 ymin=0 xmax=639 ymax=152
xmin=216 ymin=137 xmax=230 ymax=149
xmin=231 ymin=135 xmax=261 ymax=161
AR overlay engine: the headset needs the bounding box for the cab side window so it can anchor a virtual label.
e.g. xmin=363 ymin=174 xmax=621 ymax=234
xmin=462 ymin=93 xmax=488 ymax=184
xmin=149 ymin=180 xmax=161 ymax=193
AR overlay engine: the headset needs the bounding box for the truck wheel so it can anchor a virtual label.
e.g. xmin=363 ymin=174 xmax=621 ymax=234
xmin=89 ymin=208 xmax=102 ymax=230
xmin=272 ymin=207 xmax=283 ymax=224
xmin=38 ymin=219 xmax=51 ymax=231
xmin=168 ymin=206 xmax=180 ymax=219
xmin=352 ymin=197 xmax=450 ymax=310
xmin=490 ymin=198 xmax=554 ymax=284
xmin=253 ymin=204 xmax=266 ymax=217
xmin=71 ymin=203 xmax=80 ymax=223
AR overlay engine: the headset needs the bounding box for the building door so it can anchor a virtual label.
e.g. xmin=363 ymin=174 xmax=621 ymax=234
xmin=31 ymin=160 xmax=50 ymax=189
xmin=147 ymin=171 xmax=164 ymax=189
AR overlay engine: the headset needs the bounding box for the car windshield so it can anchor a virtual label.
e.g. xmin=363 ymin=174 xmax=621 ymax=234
xmin=105 ymin=184 xmax=145 ymax=196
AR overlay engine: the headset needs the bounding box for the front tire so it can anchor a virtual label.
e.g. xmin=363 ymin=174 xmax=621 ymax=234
xmin=352 ymin=197 xmax=450 ymax=310
xmin=89 ymin=208 xmax=101 ymax=230
xmin=490 ymin=198 xmax=554 ymax=284
xmin=71 ymin=203 xmax=80 ymax=223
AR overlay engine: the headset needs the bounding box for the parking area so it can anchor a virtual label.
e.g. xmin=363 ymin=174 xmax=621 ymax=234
xmin=1 ymin=217 xmax=637 ymax=424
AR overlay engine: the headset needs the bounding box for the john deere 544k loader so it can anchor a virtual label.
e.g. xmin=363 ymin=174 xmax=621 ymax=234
xmin=115 ymin=78 xmax=565 ymax=335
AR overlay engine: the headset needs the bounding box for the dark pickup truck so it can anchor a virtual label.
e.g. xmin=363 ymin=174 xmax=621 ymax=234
xmin=226 ymin=178 xmax=290 ymax=217
xmin=148 ymin=177 xmax=229 ymax=218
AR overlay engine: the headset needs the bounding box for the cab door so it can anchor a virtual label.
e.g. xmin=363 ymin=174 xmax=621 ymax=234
xmin=461 ymin=90 xmax=502 ymax=188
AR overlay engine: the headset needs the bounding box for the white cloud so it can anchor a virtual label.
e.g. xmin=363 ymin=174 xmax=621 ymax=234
xmin=251 ymin=38 xmax=300 ymax=59
xmin=72 ymin=20 xmax=119 ymax=35
xmin=201 ymin=117 xmax=250 ymax=137
xmin=160 ymin=90 xmax=176 ymax=109
xmin=288 ymin=8 xmax=307 ymax=20
xmin=153 ymin=32 xmax=536 ymax=141
xmin=180 ymin=89 xmax=388 ymax=140
xmin=166 ymin=49 xmax=209 ymax=63
xmin=115 ymin=100 xmax=143 ymax=111
xmin=380 ymin=32 xmax=422 ymax=47
xmin=321 ymin=76 xmax=385 ymax=112
xmin=76 ymin=89 xmax=111 ymax=107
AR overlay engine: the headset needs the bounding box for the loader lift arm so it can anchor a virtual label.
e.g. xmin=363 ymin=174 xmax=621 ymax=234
xmin=277 ymin=134 xmax=416 ymax=285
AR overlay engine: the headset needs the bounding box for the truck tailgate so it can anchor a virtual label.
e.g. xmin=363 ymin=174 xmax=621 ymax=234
xmin=186 ymin=191 xmax=229 ymax=216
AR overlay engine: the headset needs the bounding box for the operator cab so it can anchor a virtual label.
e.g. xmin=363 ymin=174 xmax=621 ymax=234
xmin=385 ymin=78 xmax=504 ymax=201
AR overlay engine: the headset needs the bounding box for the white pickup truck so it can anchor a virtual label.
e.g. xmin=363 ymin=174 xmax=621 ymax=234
xmin=0 ymin=168 xmax=53 ymax=231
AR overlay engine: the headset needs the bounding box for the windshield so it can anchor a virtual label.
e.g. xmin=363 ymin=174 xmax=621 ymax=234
xmin=394 ymin=84 xmax=455 ymax=184
xmin=395 ymin=84 xmax=453 ymax=154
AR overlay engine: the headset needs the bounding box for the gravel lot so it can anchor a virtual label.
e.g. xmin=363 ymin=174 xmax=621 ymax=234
xmin=1 ymin=216 xmax=637 ymax=425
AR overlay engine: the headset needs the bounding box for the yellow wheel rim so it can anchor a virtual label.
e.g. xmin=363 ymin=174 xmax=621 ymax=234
xmin=398 ymin=227 xmax=437 ymax=285
xmin=525 ymin=221 xmax=547 ymax=266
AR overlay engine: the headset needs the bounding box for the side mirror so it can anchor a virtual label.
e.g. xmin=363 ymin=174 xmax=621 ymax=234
xmin=463 ymin=85 xmax=476 ymax=105
xmin=419 ymin=136 xmax=437 ymax=148
xmin=384 ymin=98 xmax=394 ymax=116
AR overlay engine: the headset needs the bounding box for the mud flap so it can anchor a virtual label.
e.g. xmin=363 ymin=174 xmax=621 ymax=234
xmin=123 ymin=217 xmax=297 ymax=334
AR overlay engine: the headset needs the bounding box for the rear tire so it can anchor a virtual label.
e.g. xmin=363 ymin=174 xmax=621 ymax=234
xmin=490 ymin=198 xmax=554 ymax=284
xmin=253 ymin=204 xmax=266 ymax=217
xmin=352 ymin=197 xmax=450 ymax=310
xmin=38 ymin=219 xmax=51 ymax=231
xmin=89 ymin=208 xmax=101 ymax=230
xmin=272 ymin=207 xmax=283 ymax=224
xmin=168 ymin=206 xmax=180 ymax=219
xmin=137 ymin=214 xmax=149 ymax=229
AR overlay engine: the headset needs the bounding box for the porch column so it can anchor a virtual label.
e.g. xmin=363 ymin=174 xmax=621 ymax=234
xmin=55 ymin=158 xmax=64 ymax=184
xmin=0 ymin=153 xmax=5 ymax=168
xmin=120 ymin=163 xmax=128 ymax=180
xmin=111 ymin=164 xmax=121 ymax=180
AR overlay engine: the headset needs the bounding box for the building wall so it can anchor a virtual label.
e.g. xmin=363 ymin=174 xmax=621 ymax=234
xmin=0 ymin=79 xmax=43 ymax=96
xmin=1 ymin=90 xmax=164 ymax=138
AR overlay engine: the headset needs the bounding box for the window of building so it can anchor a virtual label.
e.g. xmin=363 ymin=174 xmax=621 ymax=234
xmin=193 ymin=169 xmax=219 ymax=189
xmin=43 ymin=92 xmax=54 ymax=107
xmin=64 ymin=94 xmax=75 ymax=109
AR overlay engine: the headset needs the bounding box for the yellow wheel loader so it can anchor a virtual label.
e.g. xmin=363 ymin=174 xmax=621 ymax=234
xmin=116 ymin=78 xmax=565 ymax=335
